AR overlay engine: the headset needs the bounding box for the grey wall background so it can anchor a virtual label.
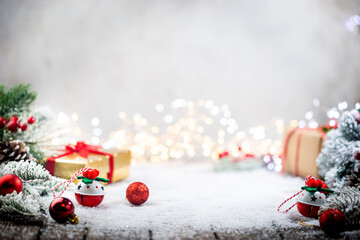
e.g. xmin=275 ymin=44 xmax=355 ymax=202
xmin=0 ymin=0 xmax=359 ymax=135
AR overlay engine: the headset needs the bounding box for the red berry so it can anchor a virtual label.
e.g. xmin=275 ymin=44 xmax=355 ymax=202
xmin=87 ymin=169 xmax=99 ymax=179
xmin=7 ymin=121 xmax=18 ymax=132
xmin=0 ymin=117 xmax=6 ymax=128
xmin=83 ymin=169 xmax=91 ymax=178
xmin=319 ymin=209 xmax=346 ymax=236
xmin=354 ymin=149 xmax=360 ymax=161
xmin=19 ymin=123 xmax=28 ymax=131
xmin=315 ymin=179 xmax=324 ymax=188
xmin=27 ymin=116 xmax=35 ymax=124
xmin=306 ymin=179 xmax=317 ymax=188
xmin=9 ymin=116 xmax=18 ymax=122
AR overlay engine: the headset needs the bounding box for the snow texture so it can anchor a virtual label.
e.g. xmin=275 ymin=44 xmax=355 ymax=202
xmin=43 ymin=162 xmax=319 ymax=232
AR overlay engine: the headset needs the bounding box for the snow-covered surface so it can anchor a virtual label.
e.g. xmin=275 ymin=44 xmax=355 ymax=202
xmin=44 ymin=161 xmax=319 ymax=232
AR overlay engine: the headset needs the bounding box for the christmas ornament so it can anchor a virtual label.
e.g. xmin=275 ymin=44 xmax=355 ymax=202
xmin=6 ymin=120 xmax=18 ymax=132
xmin=75 ymin=168 xmax=109 ymax=207
xmin=27 ymin=116 xmax=35 ymax=124
xmin=319 ymin=209 xmax=346 ymax=235
xmin=0 ymin=138 xmax=32 ymax=164
xmin=19 ymin=123 xmax=27 ymax=131
xmin=278 ymin=175 xmax=334 ymax=218
xmin=49 ymin=197 xmax=78 ymax=224
xmin=0 ymin=174 xmax=23 ymax=196
xmin=0 ymin=117 xmax=6 ymax=128
xmin=51 ymin=168 xmax=91 ymax=224
xmin=126 ymin=182 xmax=149 ymax=205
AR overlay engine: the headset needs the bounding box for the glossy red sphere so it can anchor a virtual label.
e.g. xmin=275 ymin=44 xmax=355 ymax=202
xmin=0 ymin=174 xmax=23 ymax=196
xmin=126 ymin=182 xmax=149 ymax=205
xmin=27 ymin=116 xmax=35 ymax=124
xmin=0 ymin=117 xmax=6 ymax=128
xmin=297 ymin=202 xmax=320 ymax=218
xmin=75 ymin=193 xmax=104 ymax=207
xmin=6 ymin=121 xmax=18 ymax=132
xmin=49 ymin=197 xmax=75 ymax=223
xmin=319 ymin=209 xmax=346 ymax=235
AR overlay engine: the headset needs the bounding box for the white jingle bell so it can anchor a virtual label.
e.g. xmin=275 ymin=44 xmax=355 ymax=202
xmin=297 ymin=190 xmax=327 ymax=218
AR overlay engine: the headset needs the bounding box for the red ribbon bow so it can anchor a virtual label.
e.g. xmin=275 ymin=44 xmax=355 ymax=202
xmin=46 ymin=141 xmax=114 ymax=183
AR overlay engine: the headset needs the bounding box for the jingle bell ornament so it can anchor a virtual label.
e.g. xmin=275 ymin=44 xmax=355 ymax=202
xmin=75 ymin=168 xmax=109 ymax=207
xmin=278 ymin=175 xmax=334 ymax=218
xmin=297 ymin=189 xmax=327 ymax=218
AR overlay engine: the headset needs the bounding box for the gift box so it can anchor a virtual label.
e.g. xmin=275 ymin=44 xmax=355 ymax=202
xmin=282 ymin=128 xmax=325 ymax=178
xmin=46 ymin=142 xmax=131 ymax=183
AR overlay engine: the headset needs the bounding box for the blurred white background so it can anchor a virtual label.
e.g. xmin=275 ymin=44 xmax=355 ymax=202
xmin=0 ymin=0 xmax=359 ymax=135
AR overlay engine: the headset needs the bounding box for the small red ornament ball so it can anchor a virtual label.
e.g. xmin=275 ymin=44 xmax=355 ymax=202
xmin=27 ymin=116 xmax=35 ymax=124
xmin=19 ymin=123 xmax=28 ymax=131
xmin=49 ymin=197 xmax=78 ymax=224
xmin=6 ymin=121 xmax=18 ymax=132
xmin=126 ymin=182 xmax=149 ymax=205
xmin=0 ymin=117 xmax=6 ymax=128
xmin=319 ymin=209 xmax=346 ymax=235
xmin=0 ymin=174 xmax=23 ymax=196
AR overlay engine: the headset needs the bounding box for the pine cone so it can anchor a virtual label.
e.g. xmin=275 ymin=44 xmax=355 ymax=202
xmin=0 ymin=138 xmax=32 ymax=164
xmin=345 ymin=165 xmax=360 ymax=188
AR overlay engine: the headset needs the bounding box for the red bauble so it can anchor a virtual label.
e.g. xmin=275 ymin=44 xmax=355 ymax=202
xmin=19 ymin=123 xmax=28 ymax=131
xmin=319 ymin=209 xmax=346 ymax=235
xmin=49 ymin=197 xmax=78 ymax=224
xmin=27 ymin=116 xmax=35 ymax=124
xmin=0 ymin=174 xmax=23 ymax=196
xmin=6 ymin=121 xmax=18 ymax=132
xmin=126 ymin=182 xmax=149 ymax=205
xmin=0 ymin=117 xmax=6 ymax=128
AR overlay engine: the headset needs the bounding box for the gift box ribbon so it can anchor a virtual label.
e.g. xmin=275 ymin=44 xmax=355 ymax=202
xmin=47 ymin=141 xmax=114 ymax=183
xmin=281 ymin=127 xmax=326 ymax=176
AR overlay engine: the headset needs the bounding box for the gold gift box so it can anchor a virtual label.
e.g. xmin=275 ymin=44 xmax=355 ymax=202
xmin=49 ymin=149 xmax=131 ymax=183
xmin=283 ymin=128 xmax=324 ymax=178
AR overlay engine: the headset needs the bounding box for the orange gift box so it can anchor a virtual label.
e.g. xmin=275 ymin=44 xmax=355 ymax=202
xmin=282 ymin=128 xmax=325 ymax=178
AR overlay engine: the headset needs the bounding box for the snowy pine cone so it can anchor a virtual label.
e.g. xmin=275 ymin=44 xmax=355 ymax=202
xmin=0 ymin=138 xmax=33 ymax=164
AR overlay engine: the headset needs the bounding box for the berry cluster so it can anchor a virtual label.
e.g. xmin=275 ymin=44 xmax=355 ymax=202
xmin=0 ymin=115 xmax=35 ymax=132
xmin=83 ymin=168 xmax=100 ymax=179
xmin=306 ymin=177 xmax=329 ymax=189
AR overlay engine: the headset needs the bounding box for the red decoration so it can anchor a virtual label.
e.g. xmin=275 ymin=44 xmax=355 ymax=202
xmin=87 ymin=169 xmax=99 ymax=179
xmin=0 ymin=117 xmax=6 ymax=128
xmin=278 ymin=175 xmax=333 ymax=217
xmin=351 ymin=109 xmax=360 ymax=124
xmin=354 ymin=149 xmax=360 ymax=161
xmin=19 ymin=123 xmax=28 ymax=131
xmin=46 ymin=142 xmax=115 ymax=183
xmin=319 ymin=209 xmax=346 ymax=235
xmin=27 ymin=116 xmax=35 ymax=124
xmin=0 ymin=174 xmax=23 ymax=196
xmin=126 ymin=182 xmax=149 ymax=205
xmin=6 ymin=121 xmax=18 ymax=132
xmin=49 ymin=197 xmax=78 ymax=224
xmin=9 ymin=116 xmax=18 ymax=123
xmin=74 ymin=168 xmax=108 ymax=207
